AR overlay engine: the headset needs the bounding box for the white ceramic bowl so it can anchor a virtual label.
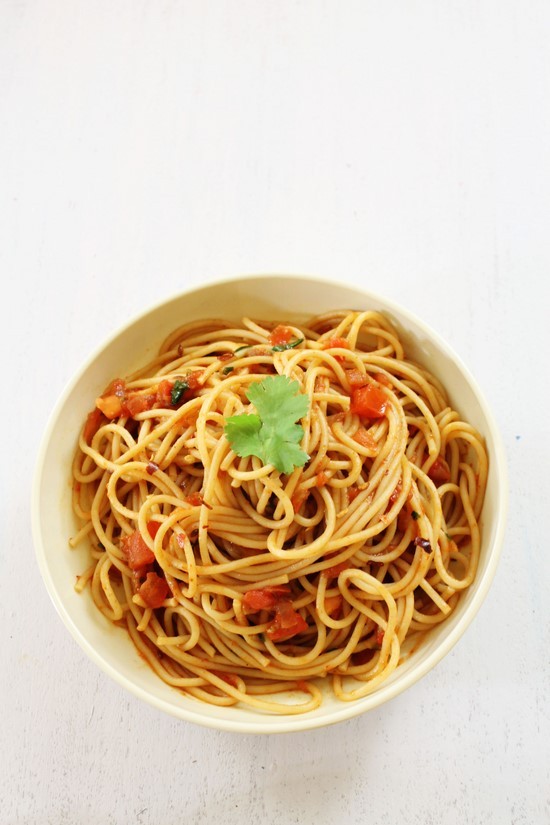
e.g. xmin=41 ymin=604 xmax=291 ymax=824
xmin=32 ymin=274 xmax=507 ymax=733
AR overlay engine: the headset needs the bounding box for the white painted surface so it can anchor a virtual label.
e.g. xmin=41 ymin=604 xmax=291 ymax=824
xmin=1 ymin=1 xmax=548 ymax=823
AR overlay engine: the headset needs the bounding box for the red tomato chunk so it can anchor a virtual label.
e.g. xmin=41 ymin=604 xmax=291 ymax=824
xmin=321 ymin=337 xmax=350 ymax=351
xmin=186 ymin=370 xmax=204 ymax=391
xmin=242 ymin=585 xmax=291 ymax=613
xmin=428 ymin=455 xmax=451 ymax=483
xmin=185 ymin=492 xmax=204 ymax=507
xmin=147 ymin=521 xmax=161 ymax=539
xmin=138 ymin=572 xmax=170 ymax=608
xmin=350 ymin=384 xmax=388 ymax=418
xmin=156 ymin=380 xmax=174 ymax=407
xmin=83 ymin=408 xmax=105 ymax=444
xmin=345 ymin=368 xmax=369 ymax=388
xmin=321 ymin=337 xmax=350 ymax=363
xmin=316 ymin=471 xmax=329 ymax=487
xmin=123 ymin=393 xmax=156 ymax=416
xmin=121 ymin=530 xmax=155 ymax=570
xmin=269 ymin=325 xmax=294 ymax=346
xmin=266 ymin=601 xmax=308 ymax=642
xmin=266 ymin=602 xmax=307 ymax=642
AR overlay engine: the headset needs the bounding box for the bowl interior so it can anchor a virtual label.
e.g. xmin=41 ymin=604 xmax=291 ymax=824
xmin=33 ymin=275 xmax=506 ymax=733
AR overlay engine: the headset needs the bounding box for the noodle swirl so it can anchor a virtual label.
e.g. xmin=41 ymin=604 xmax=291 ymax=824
xmin=70 ymin=310 xmax=487 ymax=713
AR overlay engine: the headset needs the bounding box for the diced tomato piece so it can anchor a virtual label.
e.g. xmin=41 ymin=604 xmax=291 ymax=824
xmin=352 ymin=648 xmax=376 ymax=666
xmin=267 ymin=618 xmax=308 ymax=642
xmin=348 ymin=486 xmax=360 ymax=503
xmin=397 ymin=507 xmax=411 ymax=532
xmin=185 ymin=492 xmax=204 ymax=506
xmin=219 ymin=352 xmax=233 ymax=362
xmin=353 ymin=427 xmax=378 ymax=450
xmin=269 ymin=325 xmax=294 ymax=346
xmin=324 ymin=595 xmax=343 ymax=616
xmin=324 ymin=560 xmax=349 ymax=579
xmin=138 ymin=572 xmax=170 ymax=608
xmin=291 ymin=489 xmax=310 ymax=512
xmin=428 ymin=456 xmax=451 ymax=483
xmin=123 ymin=393 xmax=156 ymax=416
xmin=243 ymin=591 xmax=276 ymax=612
xmin=316 ymin=471 xmax=329 ymax=487
xmin=147 ymin=521 xmax=161 ymax=539
xmin=350 ymin=384 xmax=388 ymax=418
xmin=242 ymin=585 xmax=291 ymax=613
xmin=374 ymin=372 xmax=392 ymax=387
xmin=346 ymin=368 xmax=369 ymax=388
xmin=321 ymin=337 xmax=350 ymax=363
xmin=321 ymin=337 xmax=350 ymax=351
xmin=95 ymin=394 xmax=123 ymax=419
xmin=375 ymin=626 xmax=385 ymax=646
xmin=83 ymin=408 xmax=105 ymax=444
xmin=121 ymin=530 xmax=155 ymax=570
xmin=156 ymin=380 xmax=174 ymax=407
xmin=103 ymin=378 xmax=126 ymax=397
xmin=186 ymin=370 xmax=204 ymax=391
xmin=266 ymin=602 xmax=308 ymax=641
xmin=275 ymin=600 xmax=301 ymax=629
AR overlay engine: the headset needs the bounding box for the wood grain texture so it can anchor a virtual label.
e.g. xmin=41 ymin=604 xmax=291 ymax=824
xmin=1 ymin=1 xmax=549 ymax=823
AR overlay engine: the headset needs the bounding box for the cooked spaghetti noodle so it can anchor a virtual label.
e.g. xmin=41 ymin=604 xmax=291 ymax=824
xmin=70 ymin=310 xmax=487 ymax=714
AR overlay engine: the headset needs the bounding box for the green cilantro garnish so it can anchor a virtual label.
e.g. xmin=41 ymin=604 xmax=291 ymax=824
xmin=271 ymin=337 xmax=304 ymax=352
xmin=233 ymin=344 xmax=251 ymax=355
xmin=224 ymin=375 xmax=310 ymax=474
xmin=222 ymin=366 xmax=234 ymax=375
xmin=171 ymin=379 xmax=189 ymax=405
xmin=411 ymin=510 xmax=420 ymax=520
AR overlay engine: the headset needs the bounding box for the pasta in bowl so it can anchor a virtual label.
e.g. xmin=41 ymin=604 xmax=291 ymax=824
xmin=33 ymin=275 xmax=506 ymax=732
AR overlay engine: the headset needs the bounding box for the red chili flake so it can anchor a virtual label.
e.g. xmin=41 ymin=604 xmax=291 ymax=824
xmin=146 ymin=461 xmax=159 ymax=475
xmin=414 ymin=537 xmax=432 ymax=553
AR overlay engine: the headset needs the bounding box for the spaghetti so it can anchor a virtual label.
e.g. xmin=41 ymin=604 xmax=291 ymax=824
xmin=70 ymin=310 xmax=487 ymax=714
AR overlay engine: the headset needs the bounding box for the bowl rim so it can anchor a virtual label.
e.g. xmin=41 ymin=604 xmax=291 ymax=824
xmin=32 ymin=272 xmax=508 ymax=733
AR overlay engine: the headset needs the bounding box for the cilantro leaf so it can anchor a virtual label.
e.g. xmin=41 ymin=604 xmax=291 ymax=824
xmin=224 ymin=413 xmax=263 ymax=458
xmin=224 ymin=375 xmax=310 ymax=473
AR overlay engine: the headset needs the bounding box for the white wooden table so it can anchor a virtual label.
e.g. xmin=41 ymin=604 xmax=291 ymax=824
xmin=2 ymin=2 xmax=549 ymax=823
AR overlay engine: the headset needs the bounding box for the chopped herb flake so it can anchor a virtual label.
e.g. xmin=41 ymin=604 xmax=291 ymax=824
xmin=272 ymin=337 xmax=304 ymax=352
xmin=171 ymin=379 xmax=189 ymax=405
